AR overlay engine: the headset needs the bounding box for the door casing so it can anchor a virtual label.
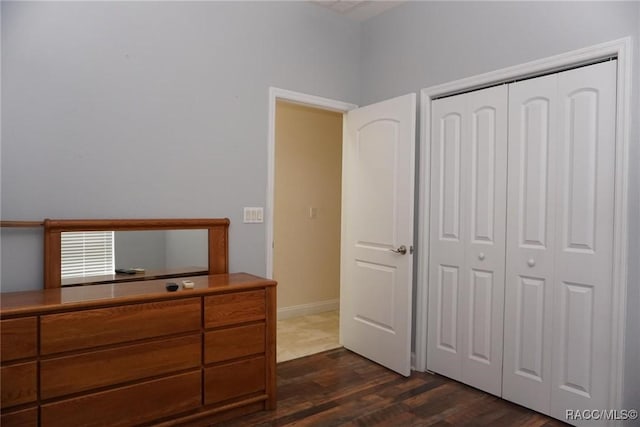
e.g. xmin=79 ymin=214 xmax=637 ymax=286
xmin=418 ymin=37 xmax=632 ymax=413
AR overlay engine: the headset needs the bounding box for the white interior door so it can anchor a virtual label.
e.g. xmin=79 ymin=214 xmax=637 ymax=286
xmin=340 ymin=93 xmax=416 ymax=377
xmin=427 ymin=85 xmax=508 ymax=396
xmin=549 ymin=60 xmax=616 ymax=421
xmin=427 ymin=92 xmax=466 ymax=382
xmin=502 ymin=72 xmax=558 ymax=414
xmin=460 ymin=86 xmax=508 ymax=396
xmin=503 ymin=60 xmax=617 ymax=420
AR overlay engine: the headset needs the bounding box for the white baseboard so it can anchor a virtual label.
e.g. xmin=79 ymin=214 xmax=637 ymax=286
xmin=277 ymin=299 xmax=339 ymax=320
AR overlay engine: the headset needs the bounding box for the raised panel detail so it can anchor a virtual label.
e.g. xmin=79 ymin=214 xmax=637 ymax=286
xmin=520 ymin=98 xmax=549 ymax=249
xmin=471 ymin=107 xmax=496 ymax=243
xmin=353 ymin=261 xmax=395 ymax=333
xmin=439 ymin=114 xmax=462 ymax=241
xmin=564 ymin=90 xmax=598 ymax=253
xmin=468 ymin=269 xmax=493 ymax=363
xmin=355 ymin=119 xmax=399 ymax=249
xmin=437 ymin=265 xmax=459 ymax=353
xmin=515 ymin=277 xmax=545 ymax=381
xmin=559 ymin=282 xmax=594 ymax=397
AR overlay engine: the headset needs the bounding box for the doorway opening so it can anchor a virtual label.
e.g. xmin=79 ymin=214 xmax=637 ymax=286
xmin=273 ymin=100 xmax=342 ymax=362
xmin=272 ymin=100 xmax=344 ymax=362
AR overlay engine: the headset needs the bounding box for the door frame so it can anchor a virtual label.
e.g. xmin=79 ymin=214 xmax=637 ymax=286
xmin=417 ymin=37 xmax=632 ymax=412
xmin=265 ymin=87 xmax=357 ymax=280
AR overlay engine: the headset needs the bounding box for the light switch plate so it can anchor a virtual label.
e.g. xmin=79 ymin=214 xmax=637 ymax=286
xmin=243 ymin=207 xmax=264 ymax=223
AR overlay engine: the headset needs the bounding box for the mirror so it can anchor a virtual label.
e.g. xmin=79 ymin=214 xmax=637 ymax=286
xmin=60 ymin=230 xmax=209 ymax=287
xmin=44 ymin=218 xmax=229 ymax=288
xmin=116 ymin=229 xmax=208 ymax=270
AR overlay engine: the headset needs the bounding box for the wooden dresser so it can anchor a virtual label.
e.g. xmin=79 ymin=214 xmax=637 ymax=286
xmin=0 ymin=273 xmax=276 ymax=426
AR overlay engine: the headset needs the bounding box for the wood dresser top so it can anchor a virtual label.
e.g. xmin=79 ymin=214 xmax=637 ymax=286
xmin=0 ymin=273 xmax=276 ymax=318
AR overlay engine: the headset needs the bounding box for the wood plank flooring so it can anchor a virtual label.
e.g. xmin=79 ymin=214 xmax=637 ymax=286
xmin=218 ymin=348 xmax=569 ymax=427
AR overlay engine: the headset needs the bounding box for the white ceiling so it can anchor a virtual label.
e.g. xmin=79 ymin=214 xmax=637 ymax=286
xmin=311 ymin=1 xmax=404 ymax=22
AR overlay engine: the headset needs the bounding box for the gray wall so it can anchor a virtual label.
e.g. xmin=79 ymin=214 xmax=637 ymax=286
xmin=360 ymin=0 xmax=639 ymax=415
xmin=165 ymin=229 xmax=208 ymax=269
xmin=114 ymin=230 xmax=166 ymax=270
xmin=0 ymin=1 xmax=361 ymax=292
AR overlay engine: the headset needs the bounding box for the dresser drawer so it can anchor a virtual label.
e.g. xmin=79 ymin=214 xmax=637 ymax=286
xmin=204 ymin=356 xmax=265 ymax=405
xmin=41 ymin=298 xmax=201 ymax=354
xmin=205 ymin=323 xmax=265 ymax=364
xmin=40 ymin=370 xmax=201 ymax=427
xmin=41 ymin=334 xmax=201 ymax=399
xmin=1 ymin=362 xmax=37 ymax=409
xmin=204 ymin=290 xmax=265 ymax=328
xmin=1 ymin=318 xmax=37 ymax=362
xmin=0 ymin=407 xmax=38 ymax=427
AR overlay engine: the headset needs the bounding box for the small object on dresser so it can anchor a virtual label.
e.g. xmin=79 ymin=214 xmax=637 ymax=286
xmin=165 ymin=282 xmax=179 ymax=292
xmin=182 ymin=280 xmax=195 ymax=289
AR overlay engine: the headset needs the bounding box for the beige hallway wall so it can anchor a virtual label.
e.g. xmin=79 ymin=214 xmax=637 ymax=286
xmin=274 ymin=101 xmax=342 ymax=310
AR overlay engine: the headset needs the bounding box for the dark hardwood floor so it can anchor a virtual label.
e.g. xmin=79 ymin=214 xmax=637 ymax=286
xmin=218 ymin=348 xmax=569 ymax=427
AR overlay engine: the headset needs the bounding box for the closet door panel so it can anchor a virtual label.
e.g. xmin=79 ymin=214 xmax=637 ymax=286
xmin=428 ymin=86 xmax=508 ymax=396
xmin=550 ymin=60 xmax=616 ymax=419
xmin=427 ymin=93 xmax=467 ymax=381
xmin=459 ymin=85 xmax=507 ymax=396
xmin=503 ymin=73 xmax=558 ymax=414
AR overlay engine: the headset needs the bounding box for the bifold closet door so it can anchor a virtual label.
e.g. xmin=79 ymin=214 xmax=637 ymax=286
xmin=427 ymin=85 xmax=508 ymax=396
xmin=503 ymin=60 xmax=617 ymax=419
xmin=502 ymin=72 xmax=558 ymax=414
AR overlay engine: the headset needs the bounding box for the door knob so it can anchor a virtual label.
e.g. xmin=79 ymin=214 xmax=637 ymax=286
xmin=390 ymin=245 xmax=407 ymax=255
xmin=527 ymin=258 xmax=536 ymax=267
xmin=478 ymin=253 xmax=485 ymax=261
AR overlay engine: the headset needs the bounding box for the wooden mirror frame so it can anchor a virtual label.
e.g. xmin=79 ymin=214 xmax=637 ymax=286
xmin=43 ymin=218 xmax=229 ymax=289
